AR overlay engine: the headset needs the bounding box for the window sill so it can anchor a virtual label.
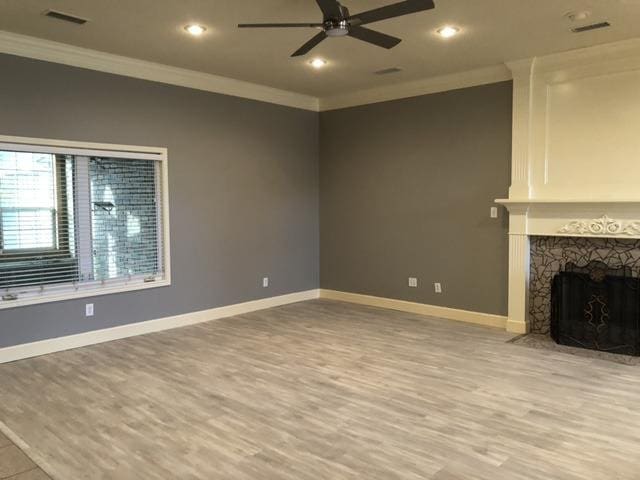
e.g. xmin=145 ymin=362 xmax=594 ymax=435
xmin=0 ymin=278 xmax=171 ymax=310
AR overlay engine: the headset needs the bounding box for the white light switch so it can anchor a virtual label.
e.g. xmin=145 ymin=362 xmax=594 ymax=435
xmin=85 ymin=303 xmax=94 ymax=317
xmin=434 ymin=283 xmax=442 ymax=293
xmin=408 ymin=277 xmax=418 ymax=288
xmin=490 ymin=207 xmax=498 ymax=218
xmin=263 ymin=277 xmax=269 ymax=288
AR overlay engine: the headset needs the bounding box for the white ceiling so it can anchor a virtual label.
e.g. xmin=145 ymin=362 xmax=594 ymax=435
xmin=1 ymin=0 xmax=639 ymax=98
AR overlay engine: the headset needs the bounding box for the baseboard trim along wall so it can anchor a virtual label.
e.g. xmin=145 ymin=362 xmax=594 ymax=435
xmin=0 ymin=289 xmax=320 ymax=364
xmin=0 ymin=288 xmax=508 ymax=364
xmin=506 ymin=319 xmax=528 ymax=334
xmin=319 ymin=289 xmax=508 ymax=330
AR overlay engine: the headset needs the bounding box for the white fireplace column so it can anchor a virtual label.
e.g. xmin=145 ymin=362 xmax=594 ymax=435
xmin=506 ymin=209 xmax=530 ymax=334
xmin=501 ymin=59 xmax=535 ymax=334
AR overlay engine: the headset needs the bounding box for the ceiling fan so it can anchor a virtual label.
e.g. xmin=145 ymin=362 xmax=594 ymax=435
xmin=238 ymin=0 xmax=436 ymax=57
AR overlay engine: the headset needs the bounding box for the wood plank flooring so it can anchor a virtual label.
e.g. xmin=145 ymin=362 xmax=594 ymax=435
xmin=0 ymin=428 xmax=50 ymax=479
xmin=0 ymin=299 xmax=639 ymax=479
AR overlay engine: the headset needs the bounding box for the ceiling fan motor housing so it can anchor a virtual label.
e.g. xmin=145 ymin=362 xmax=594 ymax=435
xmin=324 ymin=5 xmax=350 ymax=36
xmin=325 ymin=19 xmax=350 ymax=36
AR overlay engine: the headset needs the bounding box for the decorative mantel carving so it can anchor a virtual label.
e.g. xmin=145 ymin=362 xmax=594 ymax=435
xmin=558 ymin=215 xmax=640 ymax=237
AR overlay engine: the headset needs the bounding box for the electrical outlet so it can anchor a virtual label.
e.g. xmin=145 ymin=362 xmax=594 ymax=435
xmin=85 ymin=303 xmax=94 ymax=317
xmin=408 ymin=277 xmax=418 ymax=288
xmin=434 ymin=283 xmax=442 ymax=294
xmin=490 ymin=206 xmax=498 ymax=218
xmin=262 ymin=277 xmax=269 ymax=288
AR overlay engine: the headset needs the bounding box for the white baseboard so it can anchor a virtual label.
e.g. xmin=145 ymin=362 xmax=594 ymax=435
xmin=506 ymin=319 xmax=529 ymax=334
xmin=0 ymin=288 xmax=508 ymax=364
xmin=0 ymin=289 xmax=319 ymax=364
xmin=319 ymin=289 xmax=507 ymax=330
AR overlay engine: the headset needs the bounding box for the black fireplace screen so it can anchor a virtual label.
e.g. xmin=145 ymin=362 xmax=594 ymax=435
xmin=551 ymin=261 xmax=640 ymax=356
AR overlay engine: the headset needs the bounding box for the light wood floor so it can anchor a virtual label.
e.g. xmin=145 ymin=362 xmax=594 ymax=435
xmin=0 ymin=299 xmax=639 ymax=479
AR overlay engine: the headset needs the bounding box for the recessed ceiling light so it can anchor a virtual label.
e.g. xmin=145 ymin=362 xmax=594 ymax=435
xmin=309 ymin=58 xmax=327 ymax=69
xmin=184 ymin=24 xmax=206 ymax=36
xmin=437 ymin=26 xmax=460 ymax=38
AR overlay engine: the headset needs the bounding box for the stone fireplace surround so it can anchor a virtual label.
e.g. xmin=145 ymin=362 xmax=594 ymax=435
xmin=529 ymin=236 xmax=640 ymax=334
xmin=495 ymin=38 xmax=640 ymax=334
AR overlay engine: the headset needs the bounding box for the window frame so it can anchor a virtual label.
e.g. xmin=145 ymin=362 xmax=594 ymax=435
xmin=0 ymin=134 xmax=171 ymax=309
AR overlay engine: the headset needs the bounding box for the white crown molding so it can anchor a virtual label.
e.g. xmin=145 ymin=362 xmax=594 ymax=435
xmin=319 ymin=289 xmax=507 ymax=329
xmin=533 ymin=37 xmax=640 ymax=74
xmin=318 ymin=38 xmax=640 ymax=111
xmin=318 ymin=64 xmax=512 ymax=111
xmin=0 ymin=30 xmax=320 ymax=112
xmin=3 ymin=30 xmax=639 ymax=114
xmin=0 ymin=289 xmax=320 ymax=364
xmin=0 ymin=30 xmax=515 ymax=114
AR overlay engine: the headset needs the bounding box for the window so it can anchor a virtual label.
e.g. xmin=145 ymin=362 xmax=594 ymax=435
xmin=0 ymin=152 xmax=58 ymax=251
xmin=0 ymin=136 xmax=170 ymax=308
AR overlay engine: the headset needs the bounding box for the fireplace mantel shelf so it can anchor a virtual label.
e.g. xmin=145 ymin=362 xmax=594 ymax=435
xmin=494 ymin=199 xmax=640 ymax=219
xmin=495 ymin=198 xmax=640 ymax=206
xmin=494 ymin=198 xmax=640 ymax=245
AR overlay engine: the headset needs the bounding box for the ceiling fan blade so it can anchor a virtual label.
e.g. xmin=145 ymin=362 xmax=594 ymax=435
xmin=238 ymin=23 xmax=323 ymax=28
xmin=349 ymin=0 xmax=435 ymax=26
xmin=348 ymin=26 xmax=402 ymax=49
xmin=291 ymin=31 xmax=328 ymax=57
xmin=315 ymin=0 xmax=344 ymax=19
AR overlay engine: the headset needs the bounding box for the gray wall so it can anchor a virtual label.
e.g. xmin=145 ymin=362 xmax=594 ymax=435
xmin=0 ymin=54 xmax=319 ymax=348
xmin=319 ymin=82 xmax=512 ymax=315
xmin=0 ymin=53 xmax=513 ymax=349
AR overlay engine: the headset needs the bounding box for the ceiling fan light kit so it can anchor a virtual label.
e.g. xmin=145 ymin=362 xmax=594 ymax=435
xmin=238 ymin=0 xmax=436 ymax=57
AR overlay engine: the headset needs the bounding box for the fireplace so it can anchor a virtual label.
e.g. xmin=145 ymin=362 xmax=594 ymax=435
xmin=493 ymin=43 xmax=640 ymax=337
xmin=528 ymin=236 xmax=640 ymax=334
xmin=551 ymin=261 xmax=640 ymax=356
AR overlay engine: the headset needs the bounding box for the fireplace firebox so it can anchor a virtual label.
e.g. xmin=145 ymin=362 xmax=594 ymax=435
xmin=551 ymin=261 xmax=640 ymax=356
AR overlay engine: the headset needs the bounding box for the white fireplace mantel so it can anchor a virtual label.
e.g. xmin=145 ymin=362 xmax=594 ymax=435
xmin=496 ymin=199 xmax=640 ymax=239
xmin=495 ymin=38 xmax=640 ymax=334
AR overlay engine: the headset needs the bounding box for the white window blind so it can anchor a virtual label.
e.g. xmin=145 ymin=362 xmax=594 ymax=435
xmin=0 ymin=136 xmax=170 ymax=308
xmin=0 ymin=152 xmax=78 ymax=289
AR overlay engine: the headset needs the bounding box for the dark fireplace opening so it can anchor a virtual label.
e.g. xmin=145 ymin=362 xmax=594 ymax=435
xmin=551 ymin=261 xmax=640 ymax=356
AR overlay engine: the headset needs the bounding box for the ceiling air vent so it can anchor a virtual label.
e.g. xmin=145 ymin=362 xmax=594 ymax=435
xmin=44 ymin=10 xmax=89 ymax=25
xmin=572 ymin=21 xmax=610 ymax=33
xmin=374 ymin=67 xmax=403 ymax=75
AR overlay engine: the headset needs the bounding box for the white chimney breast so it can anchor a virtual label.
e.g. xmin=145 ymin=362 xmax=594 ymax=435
xmin=496 ymin=38 xmax=640 ymax=333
